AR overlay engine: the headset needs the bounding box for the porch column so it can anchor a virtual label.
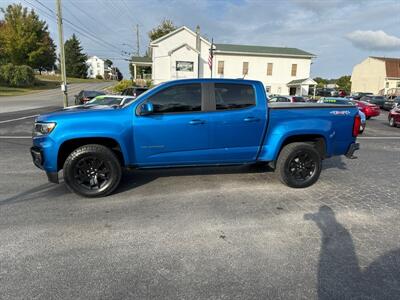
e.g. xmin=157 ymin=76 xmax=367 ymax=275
xmin=133 ymin=64 xmax=137 ymax=80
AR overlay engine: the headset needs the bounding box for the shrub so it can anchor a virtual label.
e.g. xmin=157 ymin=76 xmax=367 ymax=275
xmin=112 ymin=79 xmax=135 ymax=93
xmin=95 ymin=74 xmax=103 ymax=80
xmin=0 ymin=63 xmax=35 ymax=87
xmin=145 ymin=79 xmax=153 ymax=87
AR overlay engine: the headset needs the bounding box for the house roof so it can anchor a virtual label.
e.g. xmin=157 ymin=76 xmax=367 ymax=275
xmin=371 ymin=56 xmax=400 ymax=78
xmin=131 ymin=56 xmax=152 ymax=63
xmin=287 ymin=78 xmax=317 ymax=86
xmin=214 ymin=44 xmax=315 ymax=58
xmin=150 ymin=26 xmax=210 ymax=46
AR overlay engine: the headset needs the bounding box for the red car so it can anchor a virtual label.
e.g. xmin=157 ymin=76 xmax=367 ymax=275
xmin=388 ymin=106 xmax=400 ymax=127
xmin=352 ymin=100 xmax=380 ymax=119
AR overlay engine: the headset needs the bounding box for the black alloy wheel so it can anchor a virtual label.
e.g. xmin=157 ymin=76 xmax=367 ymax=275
xmin=63 ymin=144 xmax=122 ymax=197
xmin=276 ymin=142 xmax=322 ymax=188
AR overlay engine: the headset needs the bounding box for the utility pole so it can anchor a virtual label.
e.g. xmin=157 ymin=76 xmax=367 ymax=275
xmin=56 ymin=0 xmax=68 ymax=107
xmin=136 ymin=24 xmax=140 ymax=56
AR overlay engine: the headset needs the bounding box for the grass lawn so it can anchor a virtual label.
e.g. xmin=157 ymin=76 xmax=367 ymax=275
xmin=0 ymin=80 xmax=59 ymax=97
xmin=0 ymin=75 xmax=112 ymax=97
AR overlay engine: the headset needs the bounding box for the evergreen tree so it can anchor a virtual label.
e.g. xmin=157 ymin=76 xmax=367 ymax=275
xmin=64 ymin=34 xmax=88 ymax=78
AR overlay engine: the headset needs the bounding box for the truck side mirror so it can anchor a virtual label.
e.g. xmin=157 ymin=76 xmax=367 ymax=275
xmin=140 ymin=102 xmax=154 ymax=115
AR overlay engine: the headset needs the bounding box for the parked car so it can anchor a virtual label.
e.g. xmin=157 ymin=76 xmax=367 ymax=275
xmin=121 ymin=87 xmax=149 ymax=98
xmin=352 ymin=92 xmax=373 ymax=100
xmin=383 ymin=96 xmax=400 ymax=111
xmin=350 ymin=100 xmax=380 ymax=119
xmin=31 ymin=79 xmax=360 ymax=197
xmin=316 ymin=88 xmax=338 ymax=97
xmin=360 ymin=95 xmax=386 ymax=108
xmin=338 ymin=90 xmax=347 ymax=97
xmin=85 ymin=95 xmax=135 ymax=107
xmin=358 ymin=109 xmax=366 ymax=134
xmin=388 ymin=106 xmax=400 ymax=127
xmin=74 ymin=90 xmax=105 ymax=105
xmin=317 ymin=97 xmax=352 ymax=105
xmin=269 ymin=95 xmax=306 ymax=103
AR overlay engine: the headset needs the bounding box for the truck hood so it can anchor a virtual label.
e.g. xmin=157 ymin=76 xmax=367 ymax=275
xmin=37 ymin=105 xmax=117 ymax=122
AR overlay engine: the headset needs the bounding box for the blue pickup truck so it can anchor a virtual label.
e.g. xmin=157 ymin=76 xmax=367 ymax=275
xmin=31 ymin=79 xmax=360 ymax=197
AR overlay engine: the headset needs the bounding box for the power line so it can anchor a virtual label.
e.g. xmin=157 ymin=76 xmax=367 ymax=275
xmin=27 ymin=0 xmax=127 ymax=56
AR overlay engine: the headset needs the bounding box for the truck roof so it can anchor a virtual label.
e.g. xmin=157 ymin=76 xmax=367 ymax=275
xmin=161 ymin=78 xmax=263 ymax=86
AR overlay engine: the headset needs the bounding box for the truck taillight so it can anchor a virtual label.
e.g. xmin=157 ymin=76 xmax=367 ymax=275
xmin=353 ymin=115 xmax=361 ymax=137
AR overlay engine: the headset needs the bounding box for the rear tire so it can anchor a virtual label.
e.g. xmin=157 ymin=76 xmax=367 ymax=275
xmin=276 ymin=142 xmax=322 ymax=188
xmin=63 ymin=144 xmax=122 ymax=197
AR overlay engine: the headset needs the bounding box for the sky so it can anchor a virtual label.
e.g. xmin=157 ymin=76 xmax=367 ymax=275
xmin=1 ymin=0 xmax=399 ymax=79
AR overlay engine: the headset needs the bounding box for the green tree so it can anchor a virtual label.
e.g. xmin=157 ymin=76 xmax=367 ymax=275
xmin=0 ymin=4 xmax=56 ymax=71
xmin=336 ymin=75 xmax=351 ymax=93
xmin=64 ymin=34 xmax=88 ymax=78
xmin=115 ymin=67 xmax=123 ymax=81
xmin=314 ymin=77 xmax=328 ymax=88
xmin=104 ymin=59 xmax=113 ymax=68
xmin=148 ymin=19 xmax=177 ymax=42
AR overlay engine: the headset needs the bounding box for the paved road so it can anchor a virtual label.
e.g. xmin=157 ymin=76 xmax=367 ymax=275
xmin=0 ymin=107 xmax=399 ymax=299
xmin=0 ymin=82 xmax=113 ymax=113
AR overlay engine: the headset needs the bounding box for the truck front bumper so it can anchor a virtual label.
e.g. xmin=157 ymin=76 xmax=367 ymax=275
xmin=345 ymin=142 xmax=360 ymax=159
xmin=30 ymin=146 xmax=59 ymax=183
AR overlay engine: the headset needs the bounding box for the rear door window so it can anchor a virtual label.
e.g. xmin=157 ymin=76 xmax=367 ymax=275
xmin=214 ymin=83 xmax=255 ymax=110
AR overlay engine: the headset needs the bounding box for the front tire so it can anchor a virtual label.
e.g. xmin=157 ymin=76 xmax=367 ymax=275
xmin=276 ymin=142 xmax=322 ymax=188
xmin=63 ymin=144 xmax=122 ymax=197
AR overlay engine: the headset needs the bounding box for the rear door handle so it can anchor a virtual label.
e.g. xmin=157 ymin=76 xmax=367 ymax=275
xmin=189 ymin=119 xmax=205 ymax=125
xmin=243 ymin=117 xmax=260 ymax=122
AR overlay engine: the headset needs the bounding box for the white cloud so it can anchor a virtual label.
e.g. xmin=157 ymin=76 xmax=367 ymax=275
xmin=346 ymin=30 xmax=400 ymax=51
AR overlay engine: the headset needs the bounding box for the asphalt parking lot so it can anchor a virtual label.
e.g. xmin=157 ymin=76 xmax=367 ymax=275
xmin=1 ymin=107 xmax=400 ymax=299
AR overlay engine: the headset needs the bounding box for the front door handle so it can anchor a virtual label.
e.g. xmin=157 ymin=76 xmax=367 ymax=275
xmin=243 ymin=117 xmax=260 ymax=122
xmin=189 ymin=119 xmax=205 ymax=125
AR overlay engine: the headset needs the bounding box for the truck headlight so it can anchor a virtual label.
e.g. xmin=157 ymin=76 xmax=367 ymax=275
xmin=33 ymin=122 xmax=56 ymax=137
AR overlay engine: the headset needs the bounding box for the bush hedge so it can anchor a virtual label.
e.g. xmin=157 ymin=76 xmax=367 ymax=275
xmin=0 ymin=64 xmax=35 ymax=87
xmin=112 ymin=79 xmax=135 ymax=93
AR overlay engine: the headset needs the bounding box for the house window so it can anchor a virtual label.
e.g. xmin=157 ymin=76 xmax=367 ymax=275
xmin=397 ymin=81 xmax=400 ymax=88
xmin=176 ymin=61 xmax=193 ymax=72
xmin=242 ymin=62 xmax=249 ymax=76
xmin=218 ymin=61 xmax=224 ymax=75
xmin=267 ymin=63 xmax=273 ymax=76
xmin=386 ymin=82 xmax=390 ymax=88
xmin=291 ymin=64 xmax=297 ymax=76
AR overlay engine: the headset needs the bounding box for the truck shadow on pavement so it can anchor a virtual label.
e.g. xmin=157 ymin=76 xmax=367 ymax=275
xmin=116 ymin=163 xmax=273 ymax=194
xmin=305 ymin=206 xmax=400 ymax=299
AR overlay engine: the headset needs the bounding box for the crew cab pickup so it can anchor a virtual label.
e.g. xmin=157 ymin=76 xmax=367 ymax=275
xmin=31 ymin=79 xmax=360 ymax=197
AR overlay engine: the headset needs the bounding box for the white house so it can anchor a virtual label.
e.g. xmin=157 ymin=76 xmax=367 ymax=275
xmin=86 ymin=56 xmax=105 ymax=79
xmin=86 ymin=56 xmax=117 ymax=79
xmin=132 ymin=26 xmax=316 ymax=95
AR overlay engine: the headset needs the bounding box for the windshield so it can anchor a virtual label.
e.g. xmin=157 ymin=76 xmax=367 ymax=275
xmin=85 ymin=91 xmax=105 ymax=98
xmin=122 ymin=85 xmax=158 ymax=107
xmin=86 ymin=96 xmax=123 ymax=106
xmin=320 ymin=98 xmax=353 ymax=105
